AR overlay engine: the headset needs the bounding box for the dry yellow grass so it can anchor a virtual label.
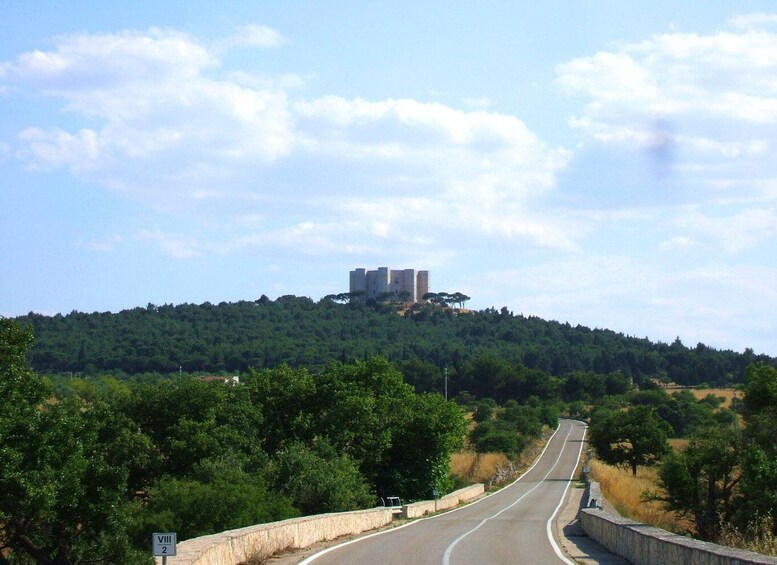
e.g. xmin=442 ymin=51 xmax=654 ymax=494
xmin=450 ymin=429 xmax=553 ymax=488
xmin=450 ymin=452 xmax=510 ymax=484
xmin=663 ymin=387 xmax=739 ymax=409
xmin=667 ymin=438 xmax=689 ymax=451
xmin=719 ymin=515 xmax=777 ymax=557
xmin=590 ymin=459 xmax=692 ymax=534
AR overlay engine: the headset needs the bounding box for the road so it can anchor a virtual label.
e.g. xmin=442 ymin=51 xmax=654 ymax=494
xmin=300 ymin=418 xmax=587 ymax=565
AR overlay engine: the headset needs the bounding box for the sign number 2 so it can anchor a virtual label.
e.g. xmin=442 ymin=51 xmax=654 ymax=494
xmin=152 ymin=532 xmax=177 ymax=558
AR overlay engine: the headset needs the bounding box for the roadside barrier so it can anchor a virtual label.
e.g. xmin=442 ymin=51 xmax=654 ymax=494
xmin=155 ymin=484 xmax=485 ymax=564
xmin=580 ymin=482 xmax=777 ymax=565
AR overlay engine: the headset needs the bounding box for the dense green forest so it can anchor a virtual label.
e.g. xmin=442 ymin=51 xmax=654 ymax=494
xmin=0 ymin=319 xmax=465 ymax=564
xmin=14 ymin=295 xmax=776 ymax=388
xmin=4 ymin=292 xmax=777 ymax=562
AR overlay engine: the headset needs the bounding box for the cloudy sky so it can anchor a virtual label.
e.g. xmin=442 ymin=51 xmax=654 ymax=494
xmin=1 ymin=1 xmax=776 ymax=355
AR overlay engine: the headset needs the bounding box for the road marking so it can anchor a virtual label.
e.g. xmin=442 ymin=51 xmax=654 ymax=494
xmin=297 ymin=518 xmax=420 ymax=565
xmin=300 ymin=420 xmax=584 ymax=565
xmin=546 ymin=421 xmax=587 ymax=565
xmin=442 ymin=422 xmax=574 ymax=565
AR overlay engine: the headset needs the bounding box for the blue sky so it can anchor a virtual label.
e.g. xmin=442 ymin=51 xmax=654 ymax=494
xmin=1 ymin=1 xmax=776 ymax=356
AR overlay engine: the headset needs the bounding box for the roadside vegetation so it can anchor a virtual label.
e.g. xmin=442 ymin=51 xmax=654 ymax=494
xmin=589 ymin=460 xmax=691 ymax=532
xmin=587 ymin=365 xmax=777 ymax=557
xmin=3 ymin=296 xmax=777 ymax=563
xmin=0 ymin=319 xmax=466 ymax=564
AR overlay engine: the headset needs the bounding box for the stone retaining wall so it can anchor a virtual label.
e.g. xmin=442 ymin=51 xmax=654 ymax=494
xmin=154 ymin=508 xmax=393 ymax=565
xmin=580 ymin=482 xmax=777 ymax=565
xmin=400 ymin=483 xmax=484 ymax=519
xmin=401 ymin=500 xmax=436 ymax=519
xmin=155 ymin=484 xmax=485 ymax=564
xmin=434 ymin=483 xmax=484 ymax=512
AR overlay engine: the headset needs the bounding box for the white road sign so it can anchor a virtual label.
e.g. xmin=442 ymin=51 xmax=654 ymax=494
xmin=152 ymin=532 xmax=177 ymax=557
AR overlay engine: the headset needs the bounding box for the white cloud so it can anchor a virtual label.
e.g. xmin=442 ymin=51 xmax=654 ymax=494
xmin=138 ymin=230 xmax=202 ymax=259
xmin=675 ymin=207 xmax=777 ymax=253
xmin=557 ymin=19 xmax=777 ymax=210
xmin=17 ymin=127 xmax=100 ymax=171
xmin=557 ymin=24 xmax=777 ymax=129
xmin=730 ymin=13 xmax=777 ymax=30
xmin=84 ymin=234 xmax=122 ymax=252
xmin=0 ymin=25 xmax=578 ymax=271
xmin=4 ymin=28 xmax=215 ymax=90
xmin=294 ymin=96 xmax=570 ymax=207
xmin=2 ymin=28 xmax=568 ymax=238
xmin=220 ymin=24 xmax=286 ymax=49
xmin=3 ymin=27 xmax=293 ymax=179
xmin=658 ymin=236 xmax=697 ymax=252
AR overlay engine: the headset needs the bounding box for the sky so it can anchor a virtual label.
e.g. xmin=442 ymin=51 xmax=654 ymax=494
xmin=1 ymin=1 xmax=776 ymax=356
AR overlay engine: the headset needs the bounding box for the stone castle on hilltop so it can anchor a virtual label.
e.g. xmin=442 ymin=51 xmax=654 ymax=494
xmin=349 ymin=267 xmax=429 ymax=303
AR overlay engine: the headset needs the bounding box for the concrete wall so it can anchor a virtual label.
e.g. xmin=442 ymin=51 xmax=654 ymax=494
xmin=155 ymin=484 xmax=485 ymax=564
xmin=155 ymin=508 xmax=393 ymax=565
xmin=400 ymin=483 xmax=485 ymax=518
xmin=435 ymin=484 xmax=484 ymax=512
xmin=580 ymin=482 xmax=777 ymax=565
xmin=401 ymin=500 xmax=437 ymax=519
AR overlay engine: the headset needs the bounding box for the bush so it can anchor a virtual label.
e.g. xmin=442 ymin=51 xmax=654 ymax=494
xmin=272 ymin=440 xmax=374 ymax=514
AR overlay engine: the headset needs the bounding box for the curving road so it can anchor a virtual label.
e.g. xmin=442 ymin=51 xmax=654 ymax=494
xmin=300 ymin=418 xmax=587 ymax=565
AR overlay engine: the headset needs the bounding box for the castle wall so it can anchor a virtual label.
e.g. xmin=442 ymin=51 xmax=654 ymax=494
xmin=350 ymin=267 xmax=429 ymax=302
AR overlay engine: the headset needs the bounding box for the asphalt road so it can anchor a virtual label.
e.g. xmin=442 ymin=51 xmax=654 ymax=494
xmin=300 ymin=418 xmax=587 ymax=565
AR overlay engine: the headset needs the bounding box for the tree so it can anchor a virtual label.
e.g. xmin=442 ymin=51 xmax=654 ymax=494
xmin=0 ymin=319 xmax=150 ymax=564
xmin=137 ymin=462 xmax=297 ymax=542
xmin=589 ymin=406 xmax=672 ymax=475
xmin=271 ymin=440 xmax=373 ymax=514
xmin=652 ymin=428 xmax=741 ymax=540
xmin=382 ymin=392 xmax=467 ymax=498
xmin=396 ymin=290 xmax=412 ymax=303
xmin=472 ymin=399 xmax=495 ymax=423
xmin=469 ymin=420 xmax=522 ymax=454
xmin=247 ymin=358 xmax=467 ymax=501
xmin=736 ymin=364 xmax=777 ymax=533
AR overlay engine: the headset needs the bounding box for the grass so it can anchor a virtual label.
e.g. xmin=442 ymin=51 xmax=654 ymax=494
xmin=590 ymin=458 xmax=777 ymax=557
xmin=661 ymin=386 xmax=740 ymax=409
xmin=667 ymin=438 xmax=689 ymax=451
xmin=589 ymin=459 xmax=691 ymax=534
xmin=450 ymin=452 xmax=511 ymax=484
xmin=719 ymin=515 xmax=777 ymax=557
xmin=687 ymin=387 xmax=739 ymax=408
xmin=450 ymin=428 xmax=553 ymax=490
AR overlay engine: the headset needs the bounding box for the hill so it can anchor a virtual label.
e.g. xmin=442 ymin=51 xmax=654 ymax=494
xmin=13 ymin=295 xmax=775 ymax=390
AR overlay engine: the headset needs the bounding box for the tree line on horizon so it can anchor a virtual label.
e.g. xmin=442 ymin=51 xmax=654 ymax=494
xmin=14 ymin=294 xmax=775 ymax=388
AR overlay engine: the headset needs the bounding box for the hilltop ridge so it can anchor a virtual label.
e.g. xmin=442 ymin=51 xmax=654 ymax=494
xmin=13 ymin=295 xmax=774 ymax=388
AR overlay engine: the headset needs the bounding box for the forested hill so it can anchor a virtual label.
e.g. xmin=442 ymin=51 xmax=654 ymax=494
xmin=14 ymin=295 xmax=775 ymax=388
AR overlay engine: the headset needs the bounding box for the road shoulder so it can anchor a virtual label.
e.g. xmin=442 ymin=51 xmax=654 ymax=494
xmin=555 ymin=484 xmax=629 ymax=564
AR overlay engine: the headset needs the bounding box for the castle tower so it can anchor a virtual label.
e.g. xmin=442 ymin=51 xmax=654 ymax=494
xmin=350 ymin=267 xmax=430 ymax=302
xmin=417 ymin=270 xmax=429 ymax=301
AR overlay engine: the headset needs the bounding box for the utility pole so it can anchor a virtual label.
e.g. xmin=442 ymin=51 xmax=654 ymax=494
xmin=444 ymin=365 xmax=448 ymax=401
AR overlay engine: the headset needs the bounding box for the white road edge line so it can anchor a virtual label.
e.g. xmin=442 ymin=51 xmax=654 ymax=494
xmin=441 ymin=421 xmax=574 ymax=565
xmin=545 ymin=420 xmax=587 ymax=565
xmin=299 ymin=420 xmax=568 ymax=565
